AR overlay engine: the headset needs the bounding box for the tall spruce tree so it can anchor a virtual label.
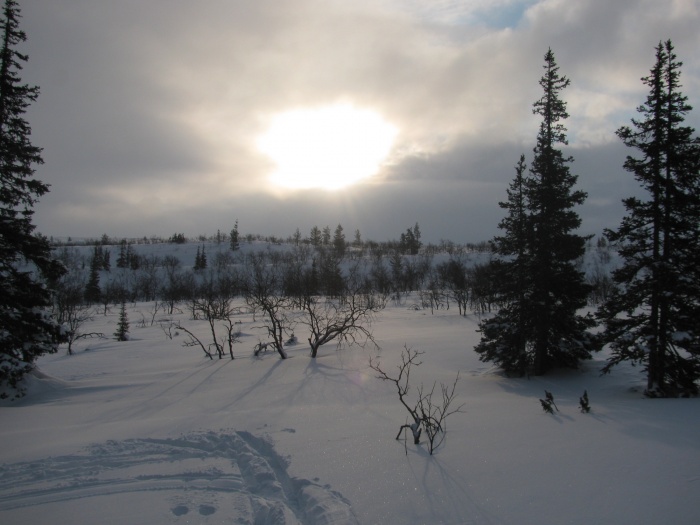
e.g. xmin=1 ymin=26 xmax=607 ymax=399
xmin=598 ymin=40 xmax=700 ymax=397
xmin=0 ymin=0 xmax=65 ymax=396
xmin=474 ymin=49 xmax=596 ymax=376
xmin=474 ymin=155 xmax=532 ymax=375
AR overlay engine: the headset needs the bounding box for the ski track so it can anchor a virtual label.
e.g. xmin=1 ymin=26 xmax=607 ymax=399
xmin=0 ymin=430 xmax=358 ymax=525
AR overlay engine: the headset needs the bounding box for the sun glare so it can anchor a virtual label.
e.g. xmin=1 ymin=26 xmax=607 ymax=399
xmin=257 ymin=104 xmax=398 ymax=190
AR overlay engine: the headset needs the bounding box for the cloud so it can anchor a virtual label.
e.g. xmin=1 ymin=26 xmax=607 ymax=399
xmin=19 ymin=0 xmax=700 ymax=241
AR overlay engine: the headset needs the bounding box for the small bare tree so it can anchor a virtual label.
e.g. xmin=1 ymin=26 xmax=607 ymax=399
xmin=370 ymin=347 xmax=424 ymax=446
xmin=176 ymin=295 xmax=242 ymax=360
xmin=301 ymin=292 xmax=385 ymax=358
xmin=369 ymin=345 xmax=464 ymax=455
xmin=243 ymin=255 xmax=294 ymax=359
xmin=53 ymin=273 xmax=104 ymax=354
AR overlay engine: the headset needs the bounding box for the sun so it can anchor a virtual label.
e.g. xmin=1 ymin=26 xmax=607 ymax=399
xmin=257 ymin=103 xmax=398 ymax=190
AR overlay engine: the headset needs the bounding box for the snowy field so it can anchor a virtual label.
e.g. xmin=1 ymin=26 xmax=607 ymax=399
xmin=1 ymin=295 xmax=699 ymax=524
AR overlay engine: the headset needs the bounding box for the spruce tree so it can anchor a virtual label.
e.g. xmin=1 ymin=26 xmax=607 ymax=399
xmin=526 ymin=48 xmax=595 ymax=375
xmin=474 ymin=50 xmax=596 ymax=376
xmin=333 ymin=224 xmax=345 ymax=257
xmin=598 ymin=40 xmax=700 ymax=397
xmin=199 ymin=244 xmax=207 ymax=270
xmin=114 ymin=301 xmax=129 ymax=341
xmin=0 ymin=0 xmax=65 ymax=396
xmin=84 ymin=249 xmax=101 ymax=304
xmin=229 ymin=220 xmax=239 ymax=251
xmin=309 ymin=225 xmax=322 ymax=247
xmin=194 ymin=245 xmax=202 ymax=270
xmin=474 ymin=155 xmax=532 ymax=375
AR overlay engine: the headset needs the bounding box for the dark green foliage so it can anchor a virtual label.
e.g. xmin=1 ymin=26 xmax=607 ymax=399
xmin=539 ymin=398 xmax=554 ymax=414
xmin=539 ymin=390 xmax=558 ymax=413
xmin=579 ymin=390 xmax=590 ymax=413
xmin=169 ymin=233 xmax=186 ymax=244
xmin=229 ymin=220 xmax=239 ymax=251
xmin=194 ymin=245 xmax=207 ymax=271
xmin=399 ymin=223 xmax=422 ymax=255
xmin=0 ymin=0 xmax=65 ymax=396
xmin=114 ymin=302 xmax=129 ymax=341
xmin=309 ymin=225 xmax=322 ymax=247
xmin=475 ymin=50 xmax=596 ymax=376
xmin=598 ymin=40 xmax=700 ymax=397
xmin=84 ymin=250 xmax=101 ymax=304
xmin=333 ymin=224 xmax=345 ymax=257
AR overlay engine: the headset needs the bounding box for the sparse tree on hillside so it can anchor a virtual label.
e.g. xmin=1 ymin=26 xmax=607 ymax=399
xmin=309 ymin=225 xmax=322 ymax=247
xmin=598 ymin=40 xmax=700 ymax=397
xmin=400 ymin=223 xmax=422 ymax=255
xmin=230 ymin=220 xmax=239 ymax=251
xmin=0 ymin=0 xmax=66 ymax=396
xmin=475 ymin=50 xmax=596 ymax=376
xmin=114 ymin=302 xmax=129 ymax=341
xmin=333 ymin=224 xmax=346 ymax=257
xmin=353 ymin=229 xmax=362 ymax=248
xmin=84 ymin=247 xmax=102 ymax=304
xmin=322 ymin=225 xmax=331 ymax=246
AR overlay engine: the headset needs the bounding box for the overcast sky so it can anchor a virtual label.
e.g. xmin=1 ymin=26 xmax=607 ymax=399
xmin=20 ymin=0 xmax=700 ymax=243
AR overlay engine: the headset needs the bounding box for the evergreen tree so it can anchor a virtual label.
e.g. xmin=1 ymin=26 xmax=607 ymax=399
xmin=116 ymin=240 xmax=128 ymax=268
xmin=229 ymin=220 xmax=239 ymax=251
xmin=333 ymin=224 xmax=345 ymax=257
xmin=598 ymin=40 xmax=700 ymax=397
xmin=114 ymin=301 xmax=129 ymax=341
xmin=200 ymin=244 xmax=207 ymax=270
xmin=84 ymin=249 xmax=101 ymax=304
xmin=474 ymin=155 xmax=532 ymax=375
xmin=474 ymin=50 xmax=595 ymax=376
xmin=322 ymin=225 xmax=331 ymax=246
xmin=399 ymin=223 xmax=422 ymax=255
xmin=309 ymin=225 xmax=322 ymax=247
xmin=0 ymin=0 xmax=66 ymax=396
xmin=353 ymin=229 xmax=362 ymax=248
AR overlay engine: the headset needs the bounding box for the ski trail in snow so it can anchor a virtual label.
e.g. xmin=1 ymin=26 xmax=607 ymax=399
xmin=0 ymin=431 xmax=358 ymax=525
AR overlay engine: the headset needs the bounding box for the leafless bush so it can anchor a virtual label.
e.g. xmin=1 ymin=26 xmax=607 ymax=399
xmin=369 ymin=345 xmax=463 ymax=455
xmin=300 ymin=292 xmax=385 ymax=358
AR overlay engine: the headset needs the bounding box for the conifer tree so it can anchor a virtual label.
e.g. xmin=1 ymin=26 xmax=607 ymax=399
xmin=229 ymin=220 xmax=239 ymax=251
xmin=200 ymin=244 xmax=207 ymax=270
xmin=333 ymin=224 xmax=345 ymax=257
xmin=474 ymin=155 xmax=532 ymax=375
xmin=0 ymin=0 xmax=65 ymax=396
xmin=84 ymin=250 xmax=102 ymax=304
xmin=474 ymin=50 xmax=595 ymax=376
xmin=309 ymin=225 xmax=322 ymax=247
xmin=194 ymin=246 xmax=202 ymax=270
xmin=598 ymin=40 xmax=700 ymax=396
xmin=114 ymin=301 xmax=129 ymax=341
xmin=322 ymin=225 xmax=331 ymax=246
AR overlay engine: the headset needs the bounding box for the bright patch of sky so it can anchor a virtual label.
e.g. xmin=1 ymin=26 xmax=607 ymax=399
xmin=384 ymin=0 xmax=537 ymax=28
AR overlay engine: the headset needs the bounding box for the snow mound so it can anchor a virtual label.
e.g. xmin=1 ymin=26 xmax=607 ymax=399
xmin=0 ymin=430 xmax=358 ymax=525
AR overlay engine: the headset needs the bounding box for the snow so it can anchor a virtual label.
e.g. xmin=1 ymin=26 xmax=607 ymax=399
xmin=1 ymin=248 xmax=700 ymax=523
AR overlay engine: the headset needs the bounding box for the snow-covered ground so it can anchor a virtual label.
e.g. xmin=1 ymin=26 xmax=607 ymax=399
xmin=1 ymin=295 xmax=699 ymax=524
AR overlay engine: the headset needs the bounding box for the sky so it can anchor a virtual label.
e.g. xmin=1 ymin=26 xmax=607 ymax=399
xmin=18 ymin=0 xmax=700 ymax=243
